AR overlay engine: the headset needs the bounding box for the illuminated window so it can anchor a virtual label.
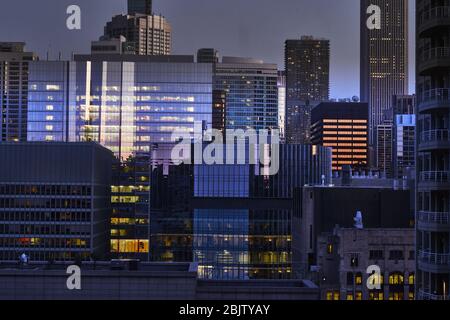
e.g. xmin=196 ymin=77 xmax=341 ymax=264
xmin=45 ymin=125 xmax=53 ymax=131
xmin=46 ymin=84 xmax=61 ymax=91
xmin=388 ymin=292 xmax=404 ymax=300
xmin=346 ymin=293 xmax=354 ymax=300
xmin=333 ymin=291 xmax=340 ymax=300
xmin=355 ymin=291 xmax=362 ymax=300
xmin=355 ymin=273 xmax=363 ymax=285
xmin=408 ymin=273 xmax=415 ymax=285
xmin=369 ymin=291 xmax=384 ymax=300
xmin=389 ymin=273 xmax=404 ymax=285
xmin=326 ymin=291 xmax=333 ymax=300
xmin=327 ymin=244 xmax=333 ymax=254
xmin=110 ymin=239 xmax=149 ymax=253
xmin=46 ymin=115 xmax=54 ymax=121
xmin=44 ymin=135 xmax=53 ymax=141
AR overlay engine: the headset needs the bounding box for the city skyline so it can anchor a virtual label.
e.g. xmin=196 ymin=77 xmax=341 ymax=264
xmin=0 ymin=0 xmax=416 ymax=99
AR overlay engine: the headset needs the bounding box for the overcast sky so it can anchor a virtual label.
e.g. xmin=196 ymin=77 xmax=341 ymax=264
xmin=0 ymin=0 xmax=416 ymax=98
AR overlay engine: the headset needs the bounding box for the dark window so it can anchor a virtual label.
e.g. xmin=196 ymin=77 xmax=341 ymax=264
xmin=350 ymin=254 xmax=359 ymax=267
xmin=347 ymin=272 xmax=354 ymax=285
xmin=369 ymin=250 xmax=384 ymax=260
xmin=389 ymin=250 xmax=404 ymax=260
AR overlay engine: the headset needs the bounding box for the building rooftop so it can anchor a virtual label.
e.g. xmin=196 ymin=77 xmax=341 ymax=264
xmin=73 ymin=54 xmax=195 ymax=63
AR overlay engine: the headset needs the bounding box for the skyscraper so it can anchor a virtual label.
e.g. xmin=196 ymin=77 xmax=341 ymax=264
xmin=27 ymin=54 xmax=212 ymax=160
xmin=310 ymin=102 xmax=369 ymax=172
xmin=26 ymin=55 xmax=213 ymax=261
xmin=416 ymin=1 xmax=450 ymax=300
xmin=285 ymin=36 xmax=330 ymax=144
xmin=392 ymin=95 xmax=416 ymax=179
xmin=150 ymin=143 xmax=332 ymax=279
xmin=128 ymin=0 xmax=152 ymax=15
xmin=214 ymin=56 xmax=278 ymax=132
xmin=104 ymin=8 xmax=171 ymax=55
xmin=377 ymin=122 xmax=393 ymax=177
xmin=0 ymin=43 xmax=38 ymax=142
xmin=360 ymin=0 xmax=409 ymax=162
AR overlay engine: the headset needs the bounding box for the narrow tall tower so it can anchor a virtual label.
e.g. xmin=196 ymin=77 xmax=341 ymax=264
xmin=285 ymin=36 xmax=330 ymax=144
xmin=416 ymin=0 xmax=450 ymax=300
xmin=360 ymin=0 xmax=409 ymax=165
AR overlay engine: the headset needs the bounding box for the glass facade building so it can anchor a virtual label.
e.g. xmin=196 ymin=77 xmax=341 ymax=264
xmin=0 ymin=42 xmax=38 ymax=142
xmin=393 ymin=95 xmax=416 ymax=179
xmin=214 ymin=57 xmax=278 ymax=132
xmin=150 ymin=143 xmax=332 ymax=280
xmin=26 ymin=55 xmax=213 ymax=259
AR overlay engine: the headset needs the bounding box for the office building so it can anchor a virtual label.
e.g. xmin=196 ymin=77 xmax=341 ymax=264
xmin=285 ymin=37 xmax=330 ymax=144
xmin=318 ymin=228 xmax=415 ymax=300
xmin=0 ymin=142 xmax=113 ymax=262
xmin=377 ymin=122 xmax=393 ymax=177
xmin=393 ymin=95 xmax=416 ymax=179
xmin=213 ymin=56 xmax=278 ymax=132
xmin=27 ymin=54 xmax=213 ymax=159
xmin=360 ymin=0 xmax=409 ymax=156
xmin=128 ymin=0 xmax=152 ymax=15
xmin=278 ymin=71 xmax=286 ymax=141
xmin=292 ymin=174 xmax=413 ymax=280
xmin=150 ymin=143 xmax=332 ymax=280
xmin=311 ymin=102 xmax=369 ymax=172
xmin=104 ymin=12 xmax=171 ymax=56
xmin=26 ymin=55 xmax=213 ymax=260
xmin=0 ymin=42 xmax=38 ymax=142
xmin=416 ymin=0 xmax=450 ymax=300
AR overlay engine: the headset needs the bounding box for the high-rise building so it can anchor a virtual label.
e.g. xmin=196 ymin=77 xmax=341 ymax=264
xmin=278 ymin=71 xmax=286 ymax=142
xmin=285 ymin=37 xmax=330 ymax=144
xmin=377 ymin=122 xmax=394 ymax=177
xmin=104 ymin=13 xmax=171 ymax=56
xmin=360 ymin=0 xmax=409 ymax=158
xmin=0 ymin=142 xmax=114 ymax=262
xmin=0 ymin=43 xmax=38 ymax=142
xmin=392 ymin=95 xmax=416 ymax=179
xmin=150 ymin=143 xmax=332 ymax=280
xmin=214 ymin=57 xmax=278 ymax=132
xmin=128 ymin=0 xmax=152 ymax=15
xmin=27 ymin=54 xmax=212 ymax=159
xmin=416 ymin=0 xmax=450 ymax=300
xmin=26 ymin=55 xmax=213 ymax=260
xmin=311 ymin=102 xmax=369 ymax=172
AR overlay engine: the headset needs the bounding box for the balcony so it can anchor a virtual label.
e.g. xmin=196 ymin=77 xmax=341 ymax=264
xmin=418 ymin=171 xmax=450 ymax=191
xmin=418 ymin=129 xmax=450 ymax=151
xmin=417 ymin=211 xmax=450 ymax=232
xmin=418 ymin=47 xmax=450 ymax=75
xmin=418 ymin=289 xmax=450 ymax=300
xmin=418 ymin=6 xmax=450 ymax=37
xmin=418 ymin=88 xmax=450 ymax=113
xmin=418 ymin=251 xmax=450 ymax=273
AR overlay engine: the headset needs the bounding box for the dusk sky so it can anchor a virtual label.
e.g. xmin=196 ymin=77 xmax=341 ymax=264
xmin=0 ymin=0 xmax=415 ymax=98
